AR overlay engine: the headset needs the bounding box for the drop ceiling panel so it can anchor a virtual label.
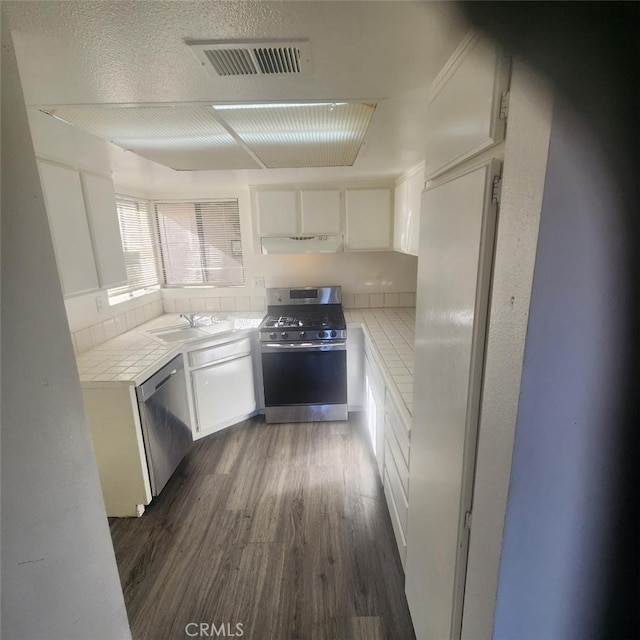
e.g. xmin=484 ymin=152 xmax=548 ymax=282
xmin=41 ymin=105 xmax=261 ymax=170
xmin=5 ymin=1 xmax=468 ymax=180
xmin=215 ymin=102 xmax=376 ymax=168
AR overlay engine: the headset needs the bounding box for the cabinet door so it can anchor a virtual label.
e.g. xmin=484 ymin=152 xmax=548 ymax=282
xmin=346 ymin=326 xmax=364 ymax=410
xmin=81 ymin=173 xmax=127 ymax=288
xmin=191 ymin=355 xmax=256 ymax=438
xmin=393 ymin=179 xmax=409 ymax=253
xmin=425 ymin=34 xmax=509 ymax=179
xmin=300 ymin=190 xmax=342 ymax=235
xmin=38 ymin=161 xmax=99 ymax=296
xmin=345 ymin=188 xmax=392 ymax=250
xmin=364 ymin=351 xmax=385 ymax=479
xmin=256 ymin=190 xmax=298 ymax=236
xmin=406 ymin=170 xmax=423 ymax=256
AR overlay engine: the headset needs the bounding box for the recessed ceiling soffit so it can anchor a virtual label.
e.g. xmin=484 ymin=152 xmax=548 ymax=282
xmin=40 ymin=101 xmax=378 ymax=171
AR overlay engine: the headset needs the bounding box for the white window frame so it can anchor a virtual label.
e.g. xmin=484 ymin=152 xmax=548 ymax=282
xmin=107 ymin=195 xmax=160 ymax=305
xmin=153 ymin=199 xmax=245 ymax=288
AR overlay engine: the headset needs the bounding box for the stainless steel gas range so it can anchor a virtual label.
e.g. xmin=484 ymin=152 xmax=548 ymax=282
xmin=259 ymin=286 xmax=348 ymax=423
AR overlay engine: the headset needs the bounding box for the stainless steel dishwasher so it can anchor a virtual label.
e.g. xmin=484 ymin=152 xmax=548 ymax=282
xmin=136 ymin=354 xmax=193 ymax=496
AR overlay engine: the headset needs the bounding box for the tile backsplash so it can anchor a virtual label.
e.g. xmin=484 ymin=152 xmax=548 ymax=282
xmin=162 ymin=295 xmax=266 ymax=314
xmin=162 ymin=292 xmax=416 ymax=314
xmin=71 ymin=299 xmax=164 ymax=355
xmin=339 ymin=292 xmax=415 ymax=309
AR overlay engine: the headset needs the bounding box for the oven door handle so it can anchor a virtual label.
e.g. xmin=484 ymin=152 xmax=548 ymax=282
xmin=261 ymin=340 xmax=346 ymax=353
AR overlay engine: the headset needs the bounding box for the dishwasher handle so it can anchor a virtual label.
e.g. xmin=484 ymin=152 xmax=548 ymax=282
xmin=154 ymin=369 xmax=177 ymax=391
xmin=137 ymin=354 xmax=185 ymax=403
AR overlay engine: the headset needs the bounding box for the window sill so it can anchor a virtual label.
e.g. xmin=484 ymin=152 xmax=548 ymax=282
xmin=108 ymin=286 xmax=160 ymax=307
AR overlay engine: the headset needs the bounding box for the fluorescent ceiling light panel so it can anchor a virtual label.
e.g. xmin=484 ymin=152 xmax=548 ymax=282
xmin=212 ymin=102 xmax=348 ymax=110
xmin=40 ymin=105 xmax=261 ymax=170
xmin=40 ymin=100 xmax=377 ymax=170
xmin=214 ymin=102 xmax=377 ymax=168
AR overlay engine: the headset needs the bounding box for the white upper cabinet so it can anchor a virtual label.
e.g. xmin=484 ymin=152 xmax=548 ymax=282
xmin=38 ymin=161 xmax=100 ymax=296
xmin=255 ymin=186 xmax=391 ymax=252
xmin=300 ymin=189 xmax=342 ymax=234
xmin=394 ymin=165 xmax=423 ymax=256
xmin=345 ymin=188 xmax=392 ymax=251
xmin=394 ymin=179 xmax=409 ymax=253
xmin=256 ymin=188 xmax=342 ymax=237
xmin=38 ymin=160 xmax=127 ymax=296
xmin=406 ymin=170 xmax=423 ymax=256
xmin=256 ymin=190 xmax=298 ymax=236
xmin=81 ymin=173 xmax=127 ymax=288
xmin=425 ymin=33 xmax=510 ymax=180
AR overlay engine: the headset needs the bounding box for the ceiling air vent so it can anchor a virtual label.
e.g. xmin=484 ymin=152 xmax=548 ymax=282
xmin=187 ymin=39 xmax=311 ymax=77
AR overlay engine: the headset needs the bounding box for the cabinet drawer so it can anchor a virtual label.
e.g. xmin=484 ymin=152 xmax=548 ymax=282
xmin=384 ymin=439 xmax=409 ymax=534
xmin=188 ymin=337 xmax=251 ymax=368
xmin=384 ymin=468 xmax=407 ymax=570
xmin=385 ymin=393 xmax=410 ymax=471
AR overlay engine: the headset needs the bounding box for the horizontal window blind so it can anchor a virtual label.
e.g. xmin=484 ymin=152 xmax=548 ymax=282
xmin=108 ymin=196 xmax=159 ymax=298
xmin=155 ymin=200 xmax=244 ymax=286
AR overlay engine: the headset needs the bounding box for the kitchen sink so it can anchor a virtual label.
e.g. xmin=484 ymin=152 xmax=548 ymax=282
xmin=151 ymin=327 xmax=212 ymax=342
xmin=147 ymin=316 xmax=236 ymax=343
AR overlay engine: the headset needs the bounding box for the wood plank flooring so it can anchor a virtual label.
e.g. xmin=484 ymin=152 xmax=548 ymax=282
xmin=109 ymin=415 xmax=416 ymax=640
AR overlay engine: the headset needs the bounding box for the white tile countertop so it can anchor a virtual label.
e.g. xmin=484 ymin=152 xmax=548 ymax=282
xmin=345 ymin=307 xmax=416 ymax=414
xmin=75 ymin=309 xmax=417 ymax=416
xmin=75 ymin=312 xmax=264 ymax=387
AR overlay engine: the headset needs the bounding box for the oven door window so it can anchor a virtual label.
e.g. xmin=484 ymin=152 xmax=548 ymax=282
xmin=262 ymin=349 xmax=347 ymax=407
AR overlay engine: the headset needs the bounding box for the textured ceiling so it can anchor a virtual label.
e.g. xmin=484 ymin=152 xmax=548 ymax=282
xmin=3 ymin=1 xmax=468 ymax=186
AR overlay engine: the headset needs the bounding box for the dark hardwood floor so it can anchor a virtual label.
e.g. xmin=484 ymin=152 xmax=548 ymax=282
xmin=109 ymin=415 xmax=416 ymax=640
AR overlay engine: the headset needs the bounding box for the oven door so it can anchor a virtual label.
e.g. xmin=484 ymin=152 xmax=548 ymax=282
xmin=261 ymin=341 xmax=347 ymax=408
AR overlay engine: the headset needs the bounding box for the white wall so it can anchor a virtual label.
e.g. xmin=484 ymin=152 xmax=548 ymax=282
xmin=492 ymin=95 xmax=629 ymax=639
xmin=461 ymin=61 xmax=554 ymax=639
xmin=1 ymin=24 xmax=131 ymax=639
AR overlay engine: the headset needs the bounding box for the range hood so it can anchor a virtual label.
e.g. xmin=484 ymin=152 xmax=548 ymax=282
xmin=260 ymin=235 xmax=343 ymax=254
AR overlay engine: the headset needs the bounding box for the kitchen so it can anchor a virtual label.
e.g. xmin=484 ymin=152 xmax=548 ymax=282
xmin=4 ymin=2 xmax=633 ymax=640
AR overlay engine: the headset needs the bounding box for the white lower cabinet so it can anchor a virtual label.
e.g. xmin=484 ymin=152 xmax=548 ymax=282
xmin=188 ymin=336 xmax=257 ymax=439
xmin=384 ymin=389 xmax=411 ymax=569
xmin=82 ymin=384 xmax=152 ymax=518
xmin=347 ymin=325 xmax=365 ymax=410
xmin=364 ymin=350 xmax=386 ymax=479
xmin=362 ymin=334 xmax=412 ymax=570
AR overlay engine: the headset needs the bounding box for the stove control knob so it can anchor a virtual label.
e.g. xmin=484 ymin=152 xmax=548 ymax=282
xmin=281 ymin=332 xmax=289 ymax=340
xmin=299 ymin=331 xmax=307 ymax=339
xmin=330 ymin=330 xmax=337 ymax=338
xmin=269 ymin=332 xmax=277 ymax=340
xmin=318 ymin=331 xmax=327 ymax=339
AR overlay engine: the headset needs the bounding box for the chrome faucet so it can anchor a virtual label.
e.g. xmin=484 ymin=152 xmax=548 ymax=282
xmin=179 ymin=313 xmax=200 ymax=328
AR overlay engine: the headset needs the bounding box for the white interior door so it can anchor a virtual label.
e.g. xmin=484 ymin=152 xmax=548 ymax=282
xmin=406 ymin=158 xmax=500 ymax=640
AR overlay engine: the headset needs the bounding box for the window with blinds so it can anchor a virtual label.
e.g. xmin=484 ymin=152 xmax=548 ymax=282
xmin=155 ymin=200 xmax=244 ymax=286
xmin=108 ymin=196 xmax=159 ymax=300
